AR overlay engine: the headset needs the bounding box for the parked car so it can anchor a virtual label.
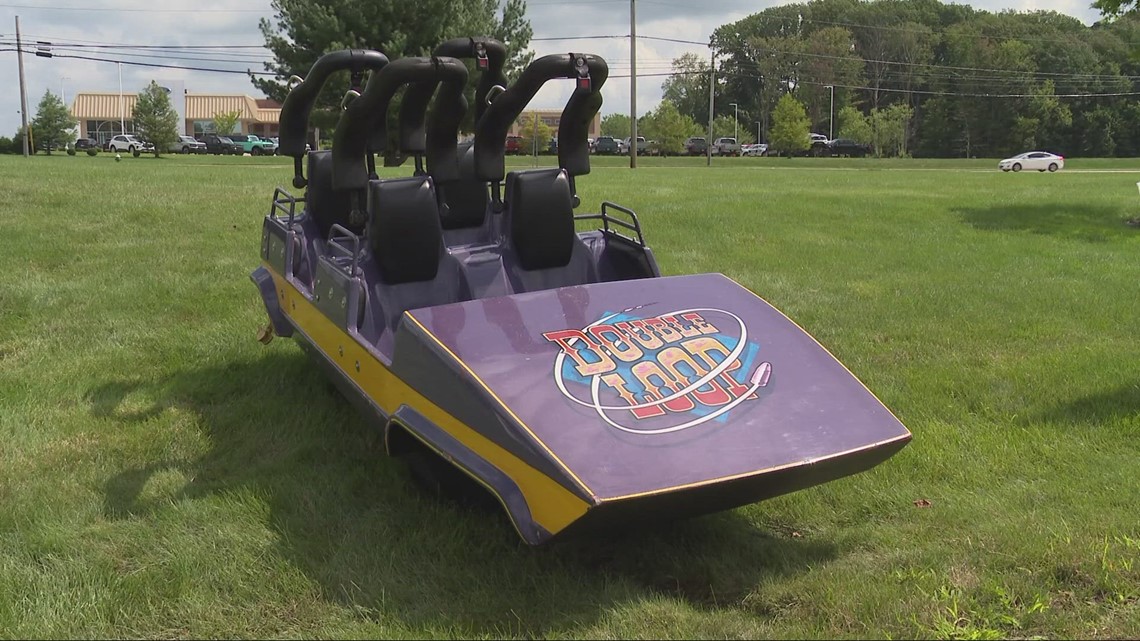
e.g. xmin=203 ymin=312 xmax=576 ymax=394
xmin=229 ymin=133 xmax=277 ymax=156
xmin=169 ymin=135 xmax=207 ymax=154
xmin=74 ymin=138 xmax=100 ymax=151
xmin=505 ymin=135 xmax=523 ymax=155
xmin=200 ymin=133 xmax=244 ymax=155
xmin=826 ymin=138 xmax=871 ymax=158
xmin=999 ymin=151 xmax=1064 ymax=172
xmin=809 ymin=133 xmax=831 ymax=156
xmin=593 ymin=135 xmax=620 ymax=155
xmin=684 ymin=136 xmax=708 ymax=156
xmin=107 ymin=134 xmax=154 ymax=156
xmin=741 ymin=142 xmax=768 ymax=157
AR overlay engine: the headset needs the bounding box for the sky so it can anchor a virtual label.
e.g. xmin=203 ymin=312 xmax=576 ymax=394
xmin=0 ymin=0 xmax=1108 ymax=137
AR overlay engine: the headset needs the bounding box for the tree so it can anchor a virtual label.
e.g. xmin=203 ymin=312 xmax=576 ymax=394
xmin=1095 ymin=0 xmax=1137 ymax=16
xmin=837 ymin=106 xmax=872 ymax=144
xmin=255 ymin=0 xmax=533 ymax=133
xmin=870 ymin=104 xmax=913 ymax=157
xmin=31 ymin=90 xmax=76 ymax=155
xmin=600 ymin=113 xmax=631 ymax=138
xmin=713 ymin=114 xmax=754 ymax=144
xmin=740 ymin=35 xmax=801 ymax=144
xmin=661 ymin=53 xmax=712 ymax=126
xmin=132 ymin=81 xmax=180 ymax=157
xmin=769 ymin=93 xmax=810 ymax=156
xmin=641 ymin=100 xmax=700 ymax=156
xmin=212 ymin=110 xmax=241 ymax=136
xmin=516 ymin=112 xmax=552 ymax=157
xmin=797 ymin=27 xmax=864 ymax=130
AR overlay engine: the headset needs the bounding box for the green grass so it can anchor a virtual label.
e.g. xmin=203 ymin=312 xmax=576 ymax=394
xmin=1 ymin=153 xmax=1138 ymax=639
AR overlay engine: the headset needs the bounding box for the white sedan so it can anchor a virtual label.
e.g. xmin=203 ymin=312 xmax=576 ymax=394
xmin=999 ymin=151 xmax=1064 ymax=173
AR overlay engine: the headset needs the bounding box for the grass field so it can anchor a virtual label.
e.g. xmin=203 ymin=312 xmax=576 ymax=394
xmin=1 ymin=152 xmax=1138 ymax=639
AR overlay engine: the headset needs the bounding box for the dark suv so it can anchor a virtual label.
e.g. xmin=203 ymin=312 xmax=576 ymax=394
xmin=201 ymin=133 xmax=244 ymax=155
xmin=826 ymin=138 xmax=871 ymax=158
xmin=74 ymin=138 xmax=100 ymax=151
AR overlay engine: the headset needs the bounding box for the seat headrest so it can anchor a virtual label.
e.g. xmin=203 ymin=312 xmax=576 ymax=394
xmin=438 ymin=143 xmax=488 ymax=230
xmin=368 ymin=176 xmax=444 ymax=284
xmin=306 ymin=150 xmax=361 ymax=238
xmin=505 ymin=168 xmax=574 ymax=270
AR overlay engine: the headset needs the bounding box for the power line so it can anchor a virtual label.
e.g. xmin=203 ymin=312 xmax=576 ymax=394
xmin=0 ymin=2 xmax=267 ymax=12
xmin=0 ymin=42 xmax=273 ymax=64
xmin=647 ymin=68 xmax=1140 ymax=98
xmin=44 ymin=52 xmax=275 ymax=76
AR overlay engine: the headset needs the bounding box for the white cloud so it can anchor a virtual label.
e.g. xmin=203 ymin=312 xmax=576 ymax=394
xmin=0 ymin=0 xmax=1107 ymax=137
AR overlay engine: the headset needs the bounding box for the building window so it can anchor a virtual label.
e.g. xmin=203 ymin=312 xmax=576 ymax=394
xmin=192 ymin=120 xmax=216 ymax=137
xmin=87 ymin=120 xmax=130 ymax=146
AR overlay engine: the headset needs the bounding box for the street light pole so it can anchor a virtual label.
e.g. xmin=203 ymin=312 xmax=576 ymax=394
xmin=729 ymin=102 xmax=738 ymax=145
xmin=826 ymin=85 xmax=835 ymax=140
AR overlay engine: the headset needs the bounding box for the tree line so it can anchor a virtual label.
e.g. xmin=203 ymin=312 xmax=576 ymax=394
xmin=658 ymin=0 xmax=1140 ymax=158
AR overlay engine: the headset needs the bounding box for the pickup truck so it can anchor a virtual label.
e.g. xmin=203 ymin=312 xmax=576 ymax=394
xmin=684 ymin=136 xmax=708 ymax=156
xmin=622 ymin=136 xmax=648 ymax=155
xmin=712 ymin=137 xmax=741 ymax=156
xmin=229 ymin=134 xmax=277 ymax=156
xmin=593 ymin=136 xmax=621 ymax=155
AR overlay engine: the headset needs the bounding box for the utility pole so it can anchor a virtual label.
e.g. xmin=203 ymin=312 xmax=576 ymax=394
xmin=629 ymin=0 xmax=637 ymax=169
xmin=118 ymin=62 xmax=125 ymax=134
xmin=16 ymin=16 xmax=30 ymax=157
xmin=706 ymin=48 xmax=714 ymax=167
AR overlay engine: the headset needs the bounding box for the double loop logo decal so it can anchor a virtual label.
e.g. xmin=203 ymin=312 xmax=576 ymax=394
xmin=543 ymin=307 xmax=771 ymax=435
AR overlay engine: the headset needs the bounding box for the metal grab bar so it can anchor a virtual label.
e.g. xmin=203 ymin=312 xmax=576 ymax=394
xmin=574 ymin=200 xmax=646 ymax=246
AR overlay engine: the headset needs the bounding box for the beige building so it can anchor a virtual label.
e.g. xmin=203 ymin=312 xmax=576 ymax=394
xmin=70 ymin=90 xmax=281 ymax=146
xmin=508 ymin=109 xmax=601 ymax=140
xmin=72 ymin=92 xmax=597 ymax=147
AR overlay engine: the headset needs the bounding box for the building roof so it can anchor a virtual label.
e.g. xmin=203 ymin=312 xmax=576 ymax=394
xmin=71 ymin=92 xmax=137 ymax=119
xmin=70 ymin=92 xmax=281 ymax=123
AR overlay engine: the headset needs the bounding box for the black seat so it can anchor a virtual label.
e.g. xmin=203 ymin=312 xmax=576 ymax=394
xmin=436 ymin=142 xmax=493 ymax=245
xmin=501 ymin=168 xmax=596 ymax=293
xmin=305 ymin=150 xmax=363 ymax=238
xmin=366 ymin=175 xmax=468 ymax=331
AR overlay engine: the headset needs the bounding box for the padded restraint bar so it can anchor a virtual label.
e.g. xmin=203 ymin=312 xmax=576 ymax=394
xmin=473 ymin=53 xmax=608 ymax=183
xmin=331 ymin=56 xmax=469 ymax=192
xmin=399 ymin=37 xmax=509 ymax=179
xmin=433 ymin=37 xmax=508 ymax=125
xmin=277 ymin=49 xmax=389 ymax=186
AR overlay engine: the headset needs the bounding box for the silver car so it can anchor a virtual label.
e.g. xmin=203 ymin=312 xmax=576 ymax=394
xmin=169 ymin=135 xmax=207 ymax=154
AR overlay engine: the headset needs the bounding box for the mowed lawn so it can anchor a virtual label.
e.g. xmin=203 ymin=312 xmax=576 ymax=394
xmin=0 ymin=153 xmax=1138 ymax=639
